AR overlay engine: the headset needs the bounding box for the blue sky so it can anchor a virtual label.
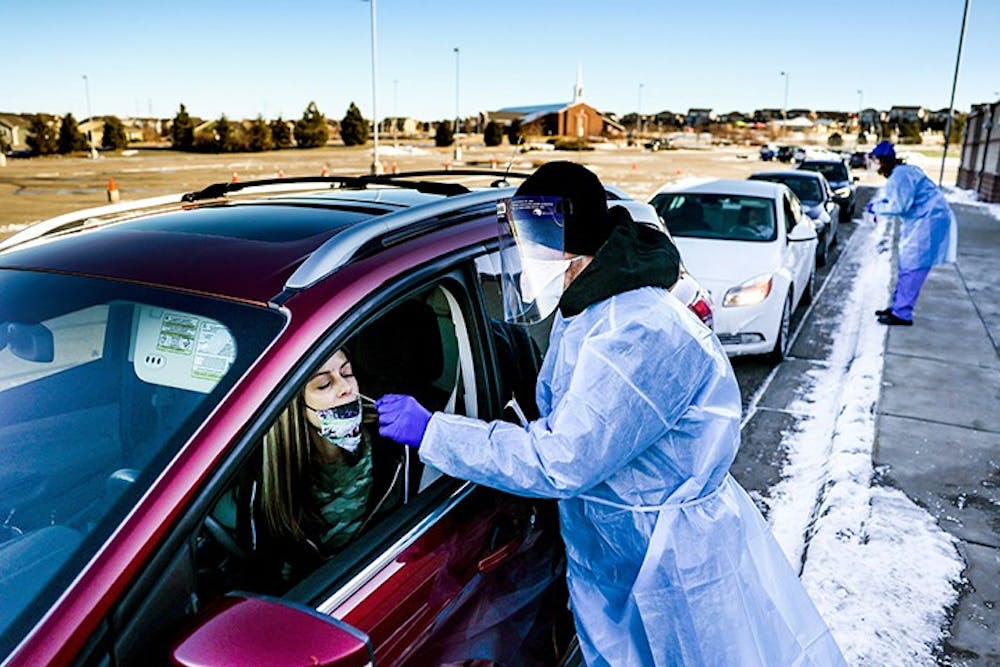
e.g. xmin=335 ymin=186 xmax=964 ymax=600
xmin=3 ymin=0 xmax=996 ymax=122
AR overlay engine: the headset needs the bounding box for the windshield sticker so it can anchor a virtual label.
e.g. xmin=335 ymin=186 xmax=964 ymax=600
xmin=192 ymin=322 xmax=236 ymax=380
xmin=156 ymin=312 xmax=197 ymax=355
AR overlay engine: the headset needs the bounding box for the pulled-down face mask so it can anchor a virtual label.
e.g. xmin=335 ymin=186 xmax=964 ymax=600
xmin=307 ymin=397 xmax=363 ymax=453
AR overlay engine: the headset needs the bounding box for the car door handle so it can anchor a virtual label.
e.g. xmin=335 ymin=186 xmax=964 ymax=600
xmin=477 ymin=532 xmax=527 ymax=573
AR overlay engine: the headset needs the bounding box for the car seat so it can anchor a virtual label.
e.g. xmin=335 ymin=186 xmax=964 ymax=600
xmin=351 ymin=298 xmax=451 ymax=412
xmin=669 ymin=199 xmax=708 ymax=233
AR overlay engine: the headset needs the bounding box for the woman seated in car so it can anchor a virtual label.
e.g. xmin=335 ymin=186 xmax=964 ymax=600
xmin=213 ymin=347 xmax=407 ymax=588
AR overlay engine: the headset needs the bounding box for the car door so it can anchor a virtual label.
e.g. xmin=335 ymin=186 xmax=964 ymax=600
xmin=275 ymin=265 xmax=567 ymax=667
xmin=781 ymin=193 xmax=812 ymax=306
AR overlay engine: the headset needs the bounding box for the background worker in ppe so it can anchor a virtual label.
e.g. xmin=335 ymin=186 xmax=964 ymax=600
xmin=866 ymin=140 xmax=958 ymax=326
xmin=376 ymin=161 xmax=846 ymax=666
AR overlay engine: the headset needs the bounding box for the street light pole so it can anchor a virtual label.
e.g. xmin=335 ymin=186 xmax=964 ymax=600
xmin=393 ymin=78 xmax=398 ymax=148
xmin=453 ymin=47 xmax=461 ymax=162
xmin=780 ymin=71 xmax=789 ymax=125
xmin=857 ymin=89 xmax=864 ymax=132
xmin=638 ymin=83 xmax=644 ymax=140
xmin=939 ymin=0 xmax=971 ymax=186
xmin=368 ymin=0 xmax=383 ymax=174
xmin=82 ymin=74 xmax=97 ymax=159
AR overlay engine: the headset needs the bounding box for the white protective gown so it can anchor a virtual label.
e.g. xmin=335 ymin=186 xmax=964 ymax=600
xmin=870 ymin=163 xmax=958 ymax=271
xmin=420 ymin=286 xmax=846 ymax=666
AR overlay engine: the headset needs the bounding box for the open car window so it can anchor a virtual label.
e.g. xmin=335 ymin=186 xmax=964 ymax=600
xmin=196 ymin=282 xmax=478 ymax=600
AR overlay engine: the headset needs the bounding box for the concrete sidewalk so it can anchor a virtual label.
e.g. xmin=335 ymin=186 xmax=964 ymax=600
xmin=873 ymin=201 xmax=1000 ymax=665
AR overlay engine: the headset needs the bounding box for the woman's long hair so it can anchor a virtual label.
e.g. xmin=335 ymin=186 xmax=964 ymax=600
xmin=259 ymin=393 xmax=319 ymax=542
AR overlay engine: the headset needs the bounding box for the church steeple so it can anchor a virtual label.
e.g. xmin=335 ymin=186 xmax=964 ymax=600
xmin=572 ymin=63 xmax=584 ymax=104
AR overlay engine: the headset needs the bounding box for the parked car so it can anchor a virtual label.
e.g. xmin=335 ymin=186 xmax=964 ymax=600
xmin=0 ymin=170 xmax=713 ymax=666
xmin=747 ymin=170 xmax=840 ymax=266
xmin=759 ymin=144 xmax=777 ymax=161
xmin=776 ymin=145 xmax=797 ymax=163
xmin=849 ymin=151 xmax=871 ymax=169
xmin=608 ymin=199 xmax=715 ymax=329
xmin=791 ymin=146 xmax=807 ymax=163
xmin=649 ymin=179 xmax=817 ymax=362
xmin=797 ymin=158 xmax=858 ymax=221
xmin=644 ymin=137 xmax=670 ymax=151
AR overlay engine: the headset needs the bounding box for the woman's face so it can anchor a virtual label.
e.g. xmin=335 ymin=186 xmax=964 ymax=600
xmin=303 ymin=349 xmax=359 ymax=429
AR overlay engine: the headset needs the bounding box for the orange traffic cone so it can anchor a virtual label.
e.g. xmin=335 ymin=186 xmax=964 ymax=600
xmin=490 ymin=156 xmax=498 ymax=169
xmin=320 ymin=164 xmax=329 ymax=177
xmin=443 ymin=160 xmax=452 ymax=172
xmin=231 ymin=171 xmax=239 ymax=183
xmin=276 ymin=168 xmax=285 ymax=178
xmin=391 ymin=162 xmax=400 ymax=174
xmin=106 ymin=177 xmax=120 ymax=202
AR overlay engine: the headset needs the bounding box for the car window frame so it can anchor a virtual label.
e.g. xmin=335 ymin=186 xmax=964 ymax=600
xmin=94 ymin=242 xmax=495 ymax=664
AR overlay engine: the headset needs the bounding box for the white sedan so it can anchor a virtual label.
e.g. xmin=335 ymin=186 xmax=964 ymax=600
xmin=648 ymin=179 xmax=817 ymax=361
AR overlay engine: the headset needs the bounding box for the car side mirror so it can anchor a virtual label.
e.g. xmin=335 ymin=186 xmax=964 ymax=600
xmin=787 ymin=221 xmax=817 ymax=242
xmin=853 ymin=176 xmax=860 ymax=183
xmin=172 ymin=594 xmax=374 ymax=667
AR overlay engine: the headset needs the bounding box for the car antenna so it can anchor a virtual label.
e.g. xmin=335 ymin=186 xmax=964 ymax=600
xmin=491 ymin=136 xmax=524 ymax=188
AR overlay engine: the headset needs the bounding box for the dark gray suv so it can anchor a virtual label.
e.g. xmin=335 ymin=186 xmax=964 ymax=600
xmin=797 ymin=159 xmax=858 ymax=221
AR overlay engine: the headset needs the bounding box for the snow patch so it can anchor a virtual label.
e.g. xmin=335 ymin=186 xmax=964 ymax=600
xmin=765 ymin=220 xmax=964 ymax=664
xmin=944 ymin=186 xmax=1000 ymax=222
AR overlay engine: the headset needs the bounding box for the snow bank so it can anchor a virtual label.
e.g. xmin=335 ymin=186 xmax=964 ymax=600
xmin=766 ymin=221 xmax=964 ymax=665
xmin=944 ymin=186 xmax=1000 ymax=222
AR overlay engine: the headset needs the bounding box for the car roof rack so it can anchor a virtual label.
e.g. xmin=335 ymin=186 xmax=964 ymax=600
xmin=284 ymin=178 xmax=638 ymax=290
xmin=285 ymin=186 xmax=516 ymax=290
xmin=181 ymin=169 xmax=533 ymax=203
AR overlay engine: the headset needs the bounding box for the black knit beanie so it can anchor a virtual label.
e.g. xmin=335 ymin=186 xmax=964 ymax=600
xmin=514 ymin=161 xmax=613 ymax=256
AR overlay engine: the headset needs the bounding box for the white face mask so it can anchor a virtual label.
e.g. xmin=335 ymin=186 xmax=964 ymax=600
xmin=307 ymin=397 xmax=363 ymax=453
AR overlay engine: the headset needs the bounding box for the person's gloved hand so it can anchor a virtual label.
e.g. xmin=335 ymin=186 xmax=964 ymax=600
xmin=865 ymin=201 xmax=878 ymax=224
xmin=375 ymin=394 xmax=431 ymax=448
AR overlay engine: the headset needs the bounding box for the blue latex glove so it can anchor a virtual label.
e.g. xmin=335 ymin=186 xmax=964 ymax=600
xmin=376 ymin=394 xmax=432 ymax=448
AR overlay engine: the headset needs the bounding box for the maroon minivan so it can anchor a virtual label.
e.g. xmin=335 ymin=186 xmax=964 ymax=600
xmin=0 ymin=171 xmax=710 ymax=666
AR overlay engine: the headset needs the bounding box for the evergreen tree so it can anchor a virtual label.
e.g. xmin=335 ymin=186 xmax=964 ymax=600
xmin=171 ymin=104 xmax=195 ymax=151
xmin=57 ymin=113 xmax=86 ymax=153
xmin=340 ymin=102 xmax=369 ymax=147
xmin=101 ymin=116 xmax=129 ymax=150
xmin=294 ymin=101 xmax=330 ymax=148
xmin=216 ymin=115 xmax=234 ymax=152
xmin=948 ymin=113 xmax=966 ymax=144
xmin=247 ymin=116 xmax=274 ymax=152
xmin=269 ymin=117 xmax=292 ymax=149
xmin=899 ymin=120 xmax=922 ymax=144
xmin=507 ymin=119 xmax=523 ymax=146
xmin=27 ymin=114 xmax=58 ymax=155
xmin=434 ymin=120 xmax=454 ymax=147
xmin=484 ymin=120 xmax=503 ymax=147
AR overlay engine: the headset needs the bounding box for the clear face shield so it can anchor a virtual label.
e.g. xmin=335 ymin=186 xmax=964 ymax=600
xmin=497 ymin=195 xmax=581 ymax=325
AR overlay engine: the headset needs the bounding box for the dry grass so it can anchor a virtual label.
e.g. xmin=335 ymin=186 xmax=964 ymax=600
xmin=1 ymin=140 xmax=939 ymax=241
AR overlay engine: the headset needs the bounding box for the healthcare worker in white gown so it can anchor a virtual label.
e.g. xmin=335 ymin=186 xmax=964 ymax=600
xmin=376 ymin=161 xmax=847 ymax=666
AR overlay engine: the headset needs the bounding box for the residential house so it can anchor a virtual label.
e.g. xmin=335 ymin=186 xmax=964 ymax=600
xmin=0 ymin=113 xmax=31 ymax=150
xmin=685 ymin=108 xmax=715 ymax=127
xmin=717 ymin=111 xmax=749 ymax=125
xmin=753 ymin=108 xmax=785 ymax=122
xmin=888 ymin=105 xmax=926 ymax=126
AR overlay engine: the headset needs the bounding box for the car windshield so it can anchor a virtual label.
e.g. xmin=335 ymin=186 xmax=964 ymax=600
xmin=650 ymin=193 xmax=777 ymax=241
xmin=0 ymin=270 xmax=284 ymax=650
xmin=800 ymin=162 xmax=848 ymax=182
xmin=751 ymin=175 xmax=822 ymax=204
